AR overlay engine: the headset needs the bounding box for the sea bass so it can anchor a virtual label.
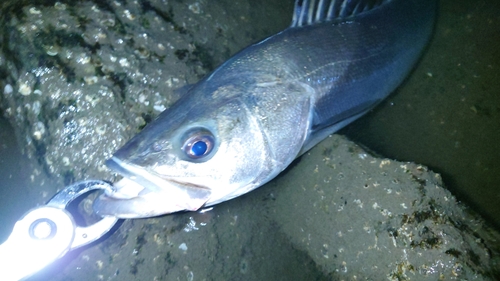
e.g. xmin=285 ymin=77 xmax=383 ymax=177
xmin=94 ymin=0 xmax=436 ymax=218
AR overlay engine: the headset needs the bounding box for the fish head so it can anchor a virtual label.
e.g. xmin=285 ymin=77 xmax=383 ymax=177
xmin=93 ymin=83 xmax=277 ymax=218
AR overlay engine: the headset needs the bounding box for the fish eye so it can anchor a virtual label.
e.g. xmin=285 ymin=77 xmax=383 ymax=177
xmin=182 ymin=129 xmax=215 ymax=159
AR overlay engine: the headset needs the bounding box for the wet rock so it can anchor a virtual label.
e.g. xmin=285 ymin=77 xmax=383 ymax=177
xmin=270 ymin=135 xmax=500 ymax=280
xmin=1 ymin=1 xmax=498 ymax=281
xmin=30 ymin=135 xmax=499 ymax=281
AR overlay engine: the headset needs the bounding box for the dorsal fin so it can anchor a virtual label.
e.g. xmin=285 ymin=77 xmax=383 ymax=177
xmin=291 ymin=0 xmax=392 ymax=27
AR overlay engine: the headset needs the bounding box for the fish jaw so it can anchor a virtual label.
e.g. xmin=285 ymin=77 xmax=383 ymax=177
xmin=93 ymin=157 xmax=212 ymax=218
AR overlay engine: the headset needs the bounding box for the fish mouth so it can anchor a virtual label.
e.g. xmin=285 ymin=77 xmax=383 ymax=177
xmin=92 ymin=156 xmax=212 ymax=218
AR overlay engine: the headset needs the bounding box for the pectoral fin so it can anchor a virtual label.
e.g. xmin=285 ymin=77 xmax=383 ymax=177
xmin=299 ymin=99 xmax=379 ymax=155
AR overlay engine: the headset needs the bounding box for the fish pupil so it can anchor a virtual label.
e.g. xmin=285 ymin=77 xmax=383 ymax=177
xmin=191 ymin=140 xmax=208 ymax=156
xmin=182 ymin=129 xmax=214 ymax=159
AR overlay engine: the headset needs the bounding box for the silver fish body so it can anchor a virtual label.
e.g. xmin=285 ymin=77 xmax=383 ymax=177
xmin=94 ymin=0 xmax=436 ymax=218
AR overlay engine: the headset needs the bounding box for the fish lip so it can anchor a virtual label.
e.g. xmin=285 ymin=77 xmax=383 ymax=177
xmin=104 ymin=156 xmax=212 ymax=208
xmin=105 ymin=157 xmax=206 ymax=191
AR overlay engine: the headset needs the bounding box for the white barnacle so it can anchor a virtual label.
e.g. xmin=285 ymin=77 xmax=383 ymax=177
xmin=189 ymin=3 xmax=201 ymax=14
xmin=154 ymin=104 xmax=166 ymax=112
xmin=123 ymin=9 xmax=135 ymax=20
xmin=76 ymin=54 xmax=91 ymax=64
xmin=95 ymin=125 xmax=106 ymax=135
xmin=54 ymin=2 xmax=67 ymax=10
xmin=119 ymin=57 xmax=130 ymax=67
xmin=18 ymin=82 xmax=32 ymax=96
xmin=84 ymin=76 xmax=98 ymax=85
xmin=32 ymin=121 xmax=45 ymax=140
xmin=179 ymin=243 xmax=188 ymax=251
xmin=46 ymin=45 xmax=59 ymax=56
xmin=353 ymin=199 xmax=363 ymax=208
xmin=3 ymin=84 xmax=13 ymax=95
xmin=29 ymin=7 xmax=41 ymax=14
xmin=379 ymin=159 xmax=391 ymax=168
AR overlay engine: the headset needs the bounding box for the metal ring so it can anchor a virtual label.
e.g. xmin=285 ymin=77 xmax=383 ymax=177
xmin=46 ymin=180 xmax=119 ymax=250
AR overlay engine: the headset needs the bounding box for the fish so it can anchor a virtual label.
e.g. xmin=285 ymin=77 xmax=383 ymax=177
xmin=93 ymin=0 xmax=436 ymax=218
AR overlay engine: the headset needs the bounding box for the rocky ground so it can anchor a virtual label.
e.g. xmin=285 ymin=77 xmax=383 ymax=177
xmin=30 ymin=135 xmax=500 ymax=280
xmin=0 ymin=0 xmax=498 ymax=280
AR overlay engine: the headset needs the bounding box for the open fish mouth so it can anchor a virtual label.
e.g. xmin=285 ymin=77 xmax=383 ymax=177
xmin=92 ymin=157 xmax=212 ymax=218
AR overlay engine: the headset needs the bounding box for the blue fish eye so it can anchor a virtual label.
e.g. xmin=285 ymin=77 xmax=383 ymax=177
xmin=191 ymin=140 xmax=208 ymax=156
xmin=183 ymin=130 xmax=215 ymax=159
